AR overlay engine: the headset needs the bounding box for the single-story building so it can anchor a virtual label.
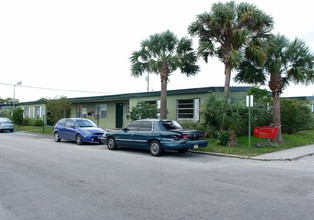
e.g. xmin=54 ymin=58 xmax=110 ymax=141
xmin=1 ymin=86 xmax=251 ymax=129
xmin=67 ymin=86 xmax=251 ymax=129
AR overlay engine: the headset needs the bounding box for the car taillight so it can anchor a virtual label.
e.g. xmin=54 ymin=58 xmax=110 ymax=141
xmin=200 ymin=133 xmax=206 ymax=138
xmin=12 ymin=122 xmax=14 ymax=125
xmin=174 ymin=134 xmax=188 ymax=140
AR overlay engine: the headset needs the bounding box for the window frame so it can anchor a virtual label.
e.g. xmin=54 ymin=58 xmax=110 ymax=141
xmin=176 ymin=98 xmax=200 ymax=122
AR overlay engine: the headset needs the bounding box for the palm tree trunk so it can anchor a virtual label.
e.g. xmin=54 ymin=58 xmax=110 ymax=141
xmin=160 ymin=77 xmax=167 ymax=119
xmin=224 ymin=63 xmax=232 ymax=98
xmin=269 ymin=73 xmax=284 ymax=143
xmin=272 ymin=91 xmax=284 ymax=143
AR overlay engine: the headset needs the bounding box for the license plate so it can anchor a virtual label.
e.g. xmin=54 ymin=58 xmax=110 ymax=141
xmin=98 ymin=136 xmax=102 ymax=139
xmin=194 ymin=144 xmax=199 ymax=149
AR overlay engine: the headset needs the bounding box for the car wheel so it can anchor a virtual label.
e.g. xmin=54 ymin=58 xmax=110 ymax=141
xmin=107 ymin=137 xmax=117 ymax=150
xmin=54 ymin=132 xmax=61 ymax=142
xmin=178 ymin=149 xmax=188 ymax=153
xmin=149 ymin=140 xmax=163 ymax=156
xmin=76 ymin=134 xmax=83 ymax=145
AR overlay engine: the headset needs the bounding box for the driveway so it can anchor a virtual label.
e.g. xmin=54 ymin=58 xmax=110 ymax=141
xmin=1 ymin=132 xmax=314 ymax=220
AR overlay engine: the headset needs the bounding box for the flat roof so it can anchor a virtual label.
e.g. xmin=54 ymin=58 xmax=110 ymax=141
xmin=68 ymin=86 xmax=251 ymax=103
xmin=1 ymin=86 xmax=251 ymax=106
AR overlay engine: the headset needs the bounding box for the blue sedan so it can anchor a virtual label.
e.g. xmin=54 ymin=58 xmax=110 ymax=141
xmin=101 ymin=119 xmax=208 ymax=156
xmin=54 ymin=118 xmax=105 ymax=145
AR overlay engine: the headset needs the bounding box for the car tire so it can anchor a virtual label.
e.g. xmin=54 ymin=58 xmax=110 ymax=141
xmin=54 ymin=132 xmax=61 ymax=142
xmin=178 ymin=149 xmax=188 ymax=153
xmin=107 ymin=137 xmax=117 ymax=150
xmin=76 ymin=134 xmax=83 ymax=145
xmin=149 ymin=140 xmax=163 ymax=156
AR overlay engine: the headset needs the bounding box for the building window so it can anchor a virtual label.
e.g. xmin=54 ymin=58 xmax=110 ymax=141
xmin=95 ymin=104 xmax=107 ymax=118
xmin=177 ymin=98 xmax=200 ymax=122
xmin=33 ymin=106 xmax=41 ymax=118
xmin=76 ymin=104 xmax=87 ymax=118
xmin=126 ymin=104 xmax=130 ymax=120
xmin=24 ymin=107 xmax=30 ymax=118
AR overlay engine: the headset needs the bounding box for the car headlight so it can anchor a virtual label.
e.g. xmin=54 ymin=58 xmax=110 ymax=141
xmin=83 ymin=130 xmax=92 ymax=135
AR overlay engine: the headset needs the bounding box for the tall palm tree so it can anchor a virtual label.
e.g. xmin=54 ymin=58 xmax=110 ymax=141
xmin=130 ymin=30 xmax=199 ymax=119
xmin=188 ymin=1 xmax=273 ymax=97
xmin=235 ymin=34 xmax=314 ymax=143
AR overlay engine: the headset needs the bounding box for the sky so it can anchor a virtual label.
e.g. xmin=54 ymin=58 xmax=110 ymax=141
xmin=0 ymin=0 xmax=313 ymax=102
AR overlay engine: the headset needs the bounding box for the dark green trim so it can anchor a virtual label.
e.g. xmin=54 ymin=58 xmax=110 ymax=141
xmin=68 ymin=87 xmax=251 ymax=103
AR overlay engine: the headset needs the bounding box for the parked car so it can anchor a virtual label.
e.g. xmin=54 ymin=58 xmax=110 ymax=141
xmin=0 ymin=117 xmax=14 ymax=132
xmin=101 ymin=119 xmax=208 ymax=156
xmin=53 ymin=118 xmax=105 ymax=145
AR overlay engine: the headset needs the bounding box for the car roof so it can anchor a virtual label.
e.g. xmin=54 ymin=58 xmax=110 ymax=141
xmin=132 ymin=119 xmax=174 ymax=122
xmin=62 ymin=118 xmax=90 ymax=121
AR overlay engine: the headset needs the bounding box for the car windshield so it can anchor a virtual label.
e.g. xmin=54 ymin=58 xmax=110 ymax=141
xmin=76 ymin=120 xmax=97 ymax=128
xmin=161 ymin=120 xmax=183 ymax=130
xmin=0 ymin=118 xmax=11 ymax=123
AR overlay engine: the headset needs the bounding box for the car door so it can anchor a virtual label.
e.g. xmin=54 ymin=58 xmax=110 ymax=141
xmin=115 ymin=121 xmax=140 ymax=148
xmin=64 ymin=119 xmax=77 ymax=141
xmin=56 ymin=119 xmax=67 ymax=139
xmin=133 ymin=121 xmax=153 ymax=149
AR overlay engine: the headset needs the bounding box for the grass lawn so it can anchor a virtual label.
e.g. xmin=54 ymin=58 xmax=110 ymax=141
xmin=14 ymin=126 xmax=54 ymax=135
xmin=193 ymin=130 xmax=314 ymax=157
xmin=14 ymin=126 xmax=313 ymax=157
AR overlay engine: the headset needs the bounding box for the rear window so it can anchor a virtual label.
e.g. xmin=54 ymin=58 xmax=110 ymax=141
xmin=56 ymin=119 xmax=66 ymax=127
xmin=0 ymin=118 xmax=11 ymax=123
xmin=160 ymin=121 xmax=183 ymax=130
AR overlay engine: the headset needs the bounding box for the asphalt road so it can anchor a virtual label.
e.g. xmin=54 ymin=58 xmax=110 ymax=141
xmin=1 ymin=132 xmax=314 ymax=220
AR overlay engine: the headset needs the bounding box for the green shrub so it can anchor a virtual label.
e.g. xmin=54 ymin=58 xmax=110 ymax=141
xmin=0 ymin=109 xmax=12 ymax=118
xmin=130 ymin=101 xmax=158 ymax=121
xmin=280 ymin=99 xmax=313 ymax=134
xmin=215 ymin=130 xmax=229 ymax=146
xmin=34 ymin=119 xmax=43 ymax=126
xmin=22 ymin=118 xmax=43 ymax=126
xmin=12 ymin=107 xmax=24 ymax=126
xmin=46 ymin=97 xmax=71 ymax=125
xmin=23 ymin=118 xmax=30 ymax=126
xmin=201 ymin=92 xmax=272 ymax=137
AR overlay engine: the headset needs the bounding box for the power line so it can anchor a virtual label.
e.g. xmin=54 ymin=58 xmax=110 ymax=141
xmin=0 ymin=82 xmax=115 ymax=95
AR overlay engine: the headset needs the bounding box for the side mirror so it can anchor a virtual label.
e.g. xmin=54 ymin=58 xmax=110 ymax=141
xmin=122 ymin=127 xmax=129 ymax=132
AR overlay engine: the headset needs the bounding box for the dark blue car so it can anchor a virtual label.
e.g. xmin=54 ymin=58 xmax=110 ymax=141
xmin=101 ymin=119 xmax=208 ymax=156
xmin=54 ymin=118 xmax=105 ymax=145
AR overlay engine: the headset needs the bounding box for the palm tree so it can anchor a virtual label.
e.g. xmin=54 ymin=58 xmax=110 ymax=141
xmin=130 ymin=30 xmax=199 ymax=119
xmin=188 ymin=1 xmax=273 ymax=97
xmin=235 ymin=34 xmax=314 ymax=143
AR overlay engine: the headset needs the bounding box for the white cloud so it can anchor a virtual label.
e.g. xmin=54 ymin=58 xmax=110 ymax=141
xmin=0 ymin=0 xmax=313 ymax=102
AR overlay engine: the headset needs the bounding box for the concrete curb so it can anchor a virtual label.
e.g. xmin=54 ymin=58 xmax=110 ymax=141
xmin=189 ymin=150 xmax=314 ymax=161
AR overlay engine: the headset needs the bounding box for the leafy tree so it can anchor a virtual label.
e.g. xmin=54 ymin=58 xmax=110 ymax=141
xmin=46 ymin=97 xmax=71 ymax=125
xmin=130 ymin=30 xmax=199 ymax=119
xmin=188 ymin=1 xmax=273 ymax=97
xmin=235 ymin=34 xmax=314 ymax=143
xmin=129 ymin=101 xmax=158 ymax=121
xmin=0 ymin=97 xmax=18 ymax=104
xmin=0 ymin=109 xmax=12 ymax=118
xmin=12 ymin=107 xmax=23 ymax=126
